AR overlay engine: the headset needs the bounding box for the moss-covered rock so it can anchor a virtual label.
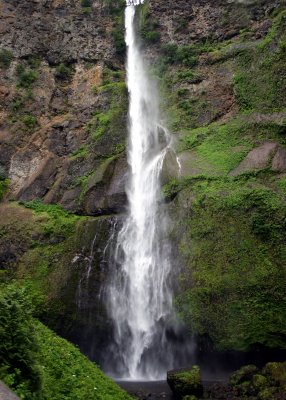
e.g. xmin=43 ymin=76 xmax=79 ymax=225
xmin=262 ymin=362 xmax=286 ymax=389
xmin=167 ymin=366 xmax=203 ymax=399
xmin=230 ymin=365 xmax=258 ymax=387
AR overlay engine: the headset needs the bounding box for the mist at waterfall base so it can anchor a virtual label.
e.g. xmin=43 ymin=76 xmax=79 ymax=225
xmin=100 ymin=2 xmax=193 ymax=380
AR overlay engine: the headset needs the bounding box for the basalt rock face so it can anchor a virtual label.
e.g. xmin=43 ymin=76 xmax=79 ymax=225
xmin=0 ymin=0 xmax=127 ymax=216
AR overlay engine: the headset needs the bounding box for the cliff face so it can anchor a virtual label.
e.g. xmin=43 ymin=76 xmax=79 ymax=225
xmin=0 ymin=0 xmax=127 ymax=215
xmin=0 ymin=0 xmax=286 ymax=361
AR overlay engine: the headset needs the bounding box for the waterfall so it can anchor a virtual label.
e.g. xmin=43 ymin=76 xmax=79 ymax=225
xmin=104 ymin=0 xmax=182 ymax=380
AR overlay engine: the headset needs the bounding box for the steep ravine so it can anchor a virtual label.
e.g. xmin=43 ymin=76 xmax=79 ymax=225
xmin=0 ymin=0 xmax=286 ymax=398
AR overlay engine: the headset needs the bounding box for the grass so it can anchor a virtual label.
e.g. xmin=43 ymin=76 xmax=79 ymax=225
xmin=22 ymin=200 xmax=81 ymax=239
xmin=35 ymin=320 xmax=132 ymax=400
xmin=0 ymin=284 xmax=131 ymax=400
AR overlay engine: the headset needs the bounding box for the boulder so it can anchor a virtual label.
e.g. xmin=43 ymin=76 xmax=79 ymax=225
xmin=229 ymin=364 xmax=258 ymax=387
xmin=229 ymin=142 xmax=278 ymax=176
xmin=271 ymin=148 xmax=286 ymax=172
xmin=262 ymin=362 xmax=286 ymax=389
xmin=167 ymin=366 xmax=203 ymax=399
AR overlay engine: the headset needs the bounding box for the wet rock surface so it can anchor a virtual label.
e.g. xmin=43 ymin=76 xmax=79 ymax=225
xmin=118 ymin=380 xmax=175 ymax=400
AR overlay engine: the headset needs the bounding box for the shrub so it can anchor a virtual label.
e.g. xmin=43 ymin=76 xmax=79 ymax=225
xmin=22 ymin=115 xmax=37 ymax=129
xmin=112 ymin=26 xmax=125 ymax=55
xmin=0 ymin=285 xmax=42 ymax=399
xmin=161 ymin=43 xmax=198 ymax=67
xmin=144 ymin=31 xmax=160 ymax=44
xmin=16 ymin=64 xmax=38 ymax=88
xmin=0 ymin=49 xmax=13 ymax=69
xmin=55 ymin=63 xmax=72 ymax=80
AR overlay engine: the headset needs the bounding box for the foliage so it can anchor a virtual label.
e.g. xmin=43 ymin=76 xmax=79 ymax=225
xmin=55 ymin=63 xmax=72 ymax=80
xmin=233 ymin=10 xmax=286 ymax=113
xmin=0 ymin=284 xmax=42 ymax=399
xmin=22 ymin=114 xmax=37 ymax=129
xmin=86 ymin=78 xmax=127 ymax=145
xmin=22 ymin=200 xmax=80 ymax=239
xmin=144 ymin=31 xmax=160 ymax=44
xmin=138 ymin=1 xmax=160 ymax=44
xmin=70 ymin=145 xmax=89 ymax=160
xmin=161 ymin=43 xmax=199 ymax=67
xmin=173 ymin=177 xmax=286 ymax=351
xmin=36 ymin=321 xmax=132 ymax=400
xmin=0 ymin=48 xmax=13 ymax=69
xmin=0 ymin=179 xmax=9 ymax=201
xmin=0 ymin=284 xmax=131 ymax=400
xmin=16 ymin=64 xmax=38 ymax=89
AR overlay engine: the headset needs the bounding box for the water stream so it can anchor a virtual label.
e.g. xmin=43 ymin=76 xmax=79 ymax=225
xmin=104 ymin=0 xmax=179 ymax=380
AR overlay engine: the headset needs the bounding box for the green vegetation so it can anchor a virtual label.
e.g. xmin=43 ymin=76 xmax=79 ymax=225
xmin=0 ymin=284 xmax=42 ymax=399
xmin=86 ymin=70 xmax=127 ymax=153
xmin=0 ymin=179 xmax=8 ymax=201
xmin=0 ymin=284 xmax=131 ymax=400
xmin=137 ymin=0 xmax=160 ymax=44
xmin=167 ymin=366 xmax=203 ymax=399
xmin=22 ymin=114 xmax=37 ymax=129
xmin=233 ymin=10 xmax=286 ymax=113
xmin=173 ymin=177 xmax=286 ymax=351
xmin=0 ymin=48 xmax=13 ymax=69
xmin=228 ymin=362 xmax=286 ymax=399
xmin=70 ymin=145 xmax=89 ymax=160
xmin=112 ymin=20 xmax=125 ymax=55
xmin=55 ymin=63 xmax=72 ymax=80
xmin=161 ymin=9 xmax=286 ymax=352
xmin=22 ymin=200 xmax=81 ymax=239
xmin=16 ymin=64 xmax=38 ymax=89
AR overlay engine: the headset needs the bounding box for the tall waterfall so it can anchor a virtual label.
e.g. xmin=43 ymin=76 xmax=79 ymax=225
xmin=105 ymin=0 xmax=179 ymax=380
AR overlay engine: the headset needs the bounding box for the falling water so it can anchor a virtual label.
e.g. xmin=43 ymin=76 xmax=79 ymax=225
xmin=105 ymin=0 xmax=183 ymax=380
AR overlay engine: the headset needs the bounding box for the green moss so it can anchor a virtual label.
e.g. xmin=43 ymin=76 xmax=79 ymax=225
xmin=233 ymin=10 xmax=286 ymax=113
xmin=22 ymin=200 xmax=81 ymax=239
xmin=70 ymin=145 xmax=89 ymax=160
xmin=168 ymin=366 xmax=203 ymax=398
xmin=86 ymin=79 xmax=127 ymax=148
xmin=0 ymin=48 xmax=13 ymax=69
xmin=173 ymin=177 xmax=286 ymax=351
xmin=0 ymin=179 xmax=9 ymax=201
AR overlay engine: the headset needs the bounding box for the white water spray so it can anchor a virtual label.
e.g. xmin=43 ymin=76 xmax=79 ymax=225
xmin=105 ymin=1 xmax=180 ymax=380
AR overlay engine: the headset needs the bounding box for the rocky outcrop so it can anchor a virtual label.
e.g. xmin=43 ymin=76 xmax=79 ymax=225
xmin=167 ymin=366 xmax=203 ymax=399
xmin=229 ymin=142 xmax=278 ymax=176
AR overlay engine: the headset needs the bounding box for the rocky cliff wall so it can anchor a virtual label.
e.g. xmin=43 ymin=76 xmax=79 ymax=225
xmin=0 ymin=0 xmax=286 ymax=360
